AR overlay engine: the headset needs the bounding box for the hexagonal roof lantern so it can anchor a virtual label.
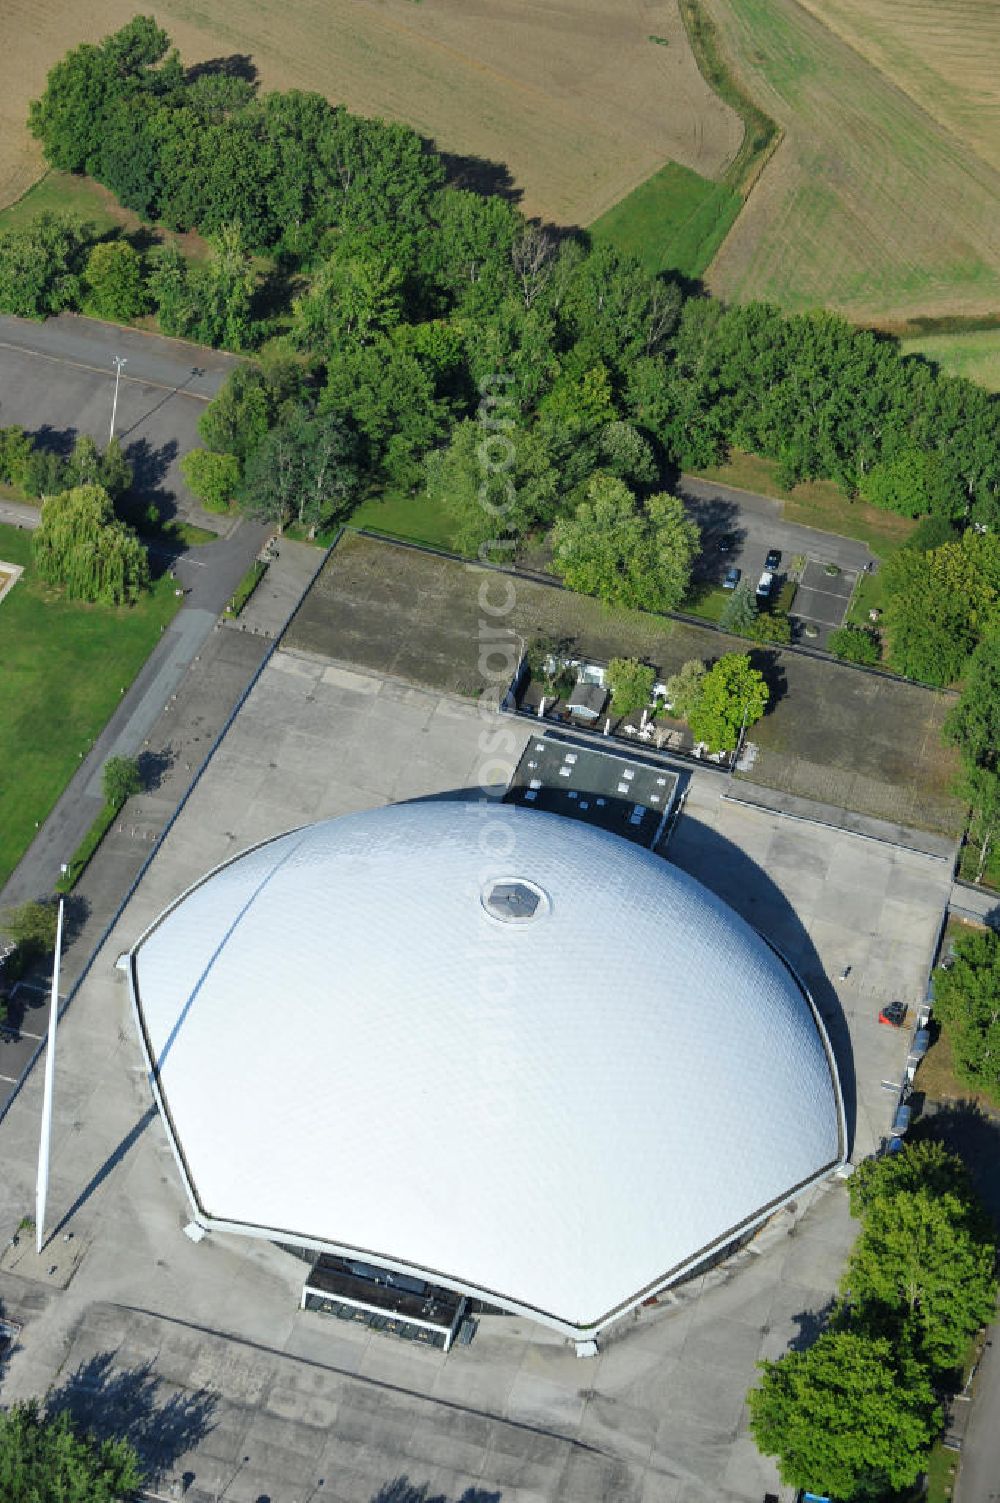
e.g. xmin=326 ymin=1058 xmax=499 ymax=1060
xmin=129 ymin=801 xmax=845 ymax=1338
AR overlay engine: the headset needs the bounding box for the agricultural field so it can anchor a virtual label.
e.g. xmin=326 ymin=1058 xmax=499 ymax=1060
xmin=900 ymin=328 xmax=1000 ymax=393
xmin=703 ymin=0 xmax=1000 ymax=322
xmin=0 ymin=0 xmax=741 ymax=228
xmin=793 ymin=0 xmax=1000 ymax=175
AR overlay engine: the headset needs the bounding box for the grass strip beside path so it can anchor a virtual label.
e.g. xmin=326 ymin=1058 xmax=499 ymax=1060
xmin=0 ymin=523 xmax=180 ymax=890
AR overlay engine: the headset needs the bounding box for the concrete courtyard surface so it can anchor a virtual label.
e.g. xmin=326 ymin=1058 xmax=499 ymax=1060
xmin=0 ymin=313 xmax=241 ymax=532
xmin=0 ymin=630 xmax=952 ymax=1501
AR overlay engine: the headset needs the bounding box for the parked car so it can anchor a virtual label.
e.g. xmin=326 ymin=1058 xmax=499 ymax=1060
xmin=879 ymin=1001 xmax=908 ymax=1027
xmin=765 ymin=547 xmax=782 ymax=570
xmin=723 ymin=566 xmax=741 ymax=590
xmin=909 ymin=1028 xmax=930 ymax=1062
xmin=755 ymin=569 xmax=774 ymax=598
xmin=891 ymin=1102 xmax=912 ymax=1136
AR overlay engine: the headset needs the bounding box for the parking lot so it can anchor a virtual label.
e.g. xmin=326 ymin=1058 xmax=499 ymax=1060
xmin=0 ymin=314 xmax=241 ymax=531
xmin=679 ymin=475 xmax=873 ymax=647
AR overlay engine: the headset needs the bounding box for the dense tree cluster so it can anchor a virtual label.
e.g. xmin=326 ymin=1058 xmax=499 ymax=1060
xmin=19 ymin=18 xmax=1000 ymax=620
xmin=24 ymin=18 xmax=1000 ymax=555
xmin=750 ymin=1142 xmax=997 ymax=1500
xmin=944 ymin=630 xmax=1000 ymax=875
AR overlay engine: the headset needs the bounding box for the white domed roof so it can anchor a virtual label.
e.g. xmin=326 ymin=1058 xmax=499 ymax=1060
xmin=130 ymin=801 xmax=845 ymax=1335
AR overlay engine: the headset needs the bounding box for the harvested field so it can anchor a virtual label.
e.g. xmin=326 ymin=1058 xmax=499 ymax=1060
xmin=0 ymin=0 xmax=742 ymax=226
xmin=793 ymin=0 xmax=1000 ymax=175
xmin=286 ymin=532 xmax=964 ymax=835
xmin=703 ymin=0 xmax=1000 ymax=322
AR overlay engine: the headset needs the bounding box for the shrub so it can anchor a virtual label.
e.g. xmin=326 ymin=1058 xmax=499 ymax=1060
xmin=828 ymin=625 xmax=881 ymax=665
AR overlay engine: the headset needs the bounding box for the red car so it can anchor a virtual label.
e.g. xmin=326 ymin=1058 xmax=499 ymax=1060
xmin=878 ymin=1001 xmax=907 ymax=1028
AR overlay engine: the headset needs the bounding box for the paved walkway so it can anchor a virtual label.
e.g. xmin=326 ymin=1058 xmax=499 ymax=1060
xmin=0 ymin=496 xmax=40 ymax=530
xmin=0 ymin=519 xmax=271 ymax=911
xmin=726 ymin=780 xmax=959 ymax=863
xmin=949 ymin=879 xmax=1000 ymax=927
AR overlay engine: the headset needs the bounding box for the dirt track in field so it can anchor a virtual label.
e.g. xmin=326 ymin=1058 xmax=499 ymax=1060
xmin=0 ymin=0 xmax=742 ymax=226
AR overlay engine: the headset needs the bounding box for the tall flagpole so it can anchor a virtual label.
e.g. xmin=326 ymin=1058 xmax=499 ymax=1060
xmin=35 ymin=890 xmax=65 ymax=1255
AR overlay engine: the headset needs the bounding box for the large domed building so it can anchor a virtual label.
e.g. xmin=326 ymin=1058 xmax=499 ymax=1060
xmin=129 ymin=800 xmax=846 ymax=1342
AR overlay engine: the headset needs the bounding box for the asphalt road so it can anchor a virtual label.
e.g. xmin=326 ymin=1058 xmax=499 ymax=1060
xmin=0 ymin=313 xmax=238 ymax=402
xmin=679 ymin=474 xmax=875 ymax=647
xmin=957 ymin=1329 xmax=1000 ymax=1503
xmin=0 ymin=313 xmax=241 ymax=532
xmin=0 ymin=314 xmax=266 ymax=914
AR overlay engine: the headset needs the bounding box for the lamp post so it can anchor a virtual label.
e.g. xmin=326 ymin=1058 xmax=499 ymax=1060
xmin=109 ymin=355 xmax=127 ymax=443
xmin=35 ymin=864 xmax=68 ymax=1254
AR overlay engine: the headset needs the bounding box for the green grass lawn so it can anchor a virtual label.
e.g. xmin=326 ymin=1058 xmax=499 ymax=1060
xmin=348 ymin=488 xmax=460 ymax=551
xmin=590 ymin=161 xmax=743 ymax=279
xmin=0 ymin=171 xmax=128 ymax=236
xmin=682 ymin=581 xmax=731 ymax=622
xmin=0 ymin=169 xmax=213 ymax=273
xmin=901 ymin=328 xmax=1000 ymax=393
xmin=0 ymin=524 xmax=180 ymax=890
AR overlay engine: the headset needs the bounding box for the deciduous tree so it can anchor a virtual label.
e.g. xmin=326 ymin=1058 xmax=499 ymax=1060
xmin=0 ymin=901 xmax=58 ymax=959
xmin=180 ymin=449 xmax=239 ymax=512
xmin=664 ymin=659 xmax=706 ymax=722
xmin=749 ymin=1332 xmax=939 ymax=1500
xmin=606 ymin=658 xmax=655 ymax=716
xmin=843 ymin=1185 xmax=997 ymax=1372
xmin=551 ymin=476 xmax=698 ymax=613
xmin=102 ymin=755 xmax=142 ymax=811
xmin=83 ymin=240 xmax=147 ymax=322
xmin=0 ymin=1399 xmax=143 ymax=1503
xmin=687 ymin=652 xmax=768 ymax=753
xmin=945 ymin=632 xmax=1000 ymax=772
xmin=33 ymin=484 xmax=149 ymax=605
xmin=828 ymin=625 xmax=881 ymax=665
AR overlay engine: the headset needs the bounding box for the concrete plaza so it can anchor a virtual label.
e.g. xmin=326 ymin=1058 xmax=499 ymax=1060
xmin=0 ymin=638 xmax=953 ymax=1502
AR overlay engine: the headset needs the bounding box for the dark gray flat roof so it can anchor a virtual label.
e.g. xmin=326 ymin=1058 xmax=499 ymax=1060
xmin=505 ymin=731 xmax=680 ymax=848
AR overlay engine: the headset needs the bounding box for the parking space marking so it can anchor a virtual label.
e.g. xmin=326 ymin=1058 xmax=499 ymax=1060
xmin=799 ymin=581 xmax=856 ymax=600
xmin=0 ymin=1072 xmax=20 ymax=1085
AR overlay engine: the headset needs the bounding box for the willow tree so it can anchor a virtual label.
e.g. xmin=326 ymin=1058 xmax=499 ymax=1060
xmin=33 ymin=484 xmax=149 ymax=605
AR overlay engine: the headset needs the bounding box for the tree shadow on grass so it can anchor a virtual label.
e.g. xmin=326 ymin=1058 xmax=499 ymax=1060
xmin=912 ymin=1099 xmax=1000 ymax=1228
xmin=48 ymin=1350 xmax=217 ymax=1484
